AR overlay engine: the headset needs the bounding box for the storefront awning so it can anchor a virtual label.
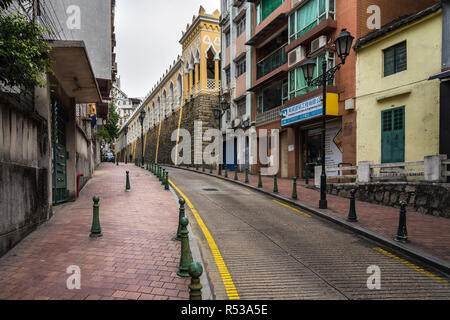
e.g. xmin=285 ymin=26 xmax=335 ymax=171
xmin=48 ymin=40 xmax=102 ymax=104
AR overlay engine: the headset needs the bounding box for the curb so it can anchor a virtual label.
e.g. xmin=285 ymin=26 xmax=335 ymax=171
xmin=164 ymin=164 xmax=450 ymax=276
xmin=168 ymin=186 xmax=213 ymax=300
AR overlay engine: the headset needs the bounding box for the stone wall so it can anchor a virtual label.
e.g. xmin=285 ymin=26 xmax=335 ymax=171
xmin=323 ymin=182 xmax=450 ymax=218
xmin=126 ymin=94 xmax=219 ymax=165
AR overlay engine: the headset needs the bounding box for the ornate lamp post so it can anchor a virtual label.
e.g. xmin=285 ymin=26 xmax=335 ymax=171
xmin=139 ymin=109 xmax=146 ymax=167
xmin=300 ymin=29 xmax=354 ymax=209
xmin=213 ymin=96 xmax=230 ymax=175
xmin=124 ymin=126 xmax=128 ymax=164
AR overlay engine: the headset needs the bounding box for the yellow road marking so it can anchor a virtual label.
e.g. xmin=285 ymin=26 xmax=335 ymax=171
xmin=169 ymin=179 xmax=240 ymax=300
xmin=214 ymin=178 xmax=223 ymax=182
xmin=272 ymin=200 xmax=312 ymax=218
xmin=373 ymin=247 xmax=448 ymax=284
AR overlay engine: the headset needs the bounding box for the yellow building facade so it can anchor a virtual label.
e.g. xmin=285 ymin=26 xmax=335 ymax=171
xmin=117 ymin=7 xmax=221 ymax=162
xmin=355 ymin=9 xmax=442 ymax=164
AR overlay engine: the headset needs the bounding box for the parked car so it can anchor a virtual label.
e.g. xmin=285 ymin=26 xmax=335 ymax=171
xmin=102 ymin=152 xmax=115 ymax=163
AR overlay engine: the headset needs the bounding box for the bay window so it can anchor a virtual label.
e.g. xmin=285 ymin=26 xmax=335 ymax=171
xmin=288 ymin=0 xmax=335 ymax=42
xmin=288 ymin=51 xmax=335 ymax=99
xmin=256 ymin=0 xmax=286 ymax=25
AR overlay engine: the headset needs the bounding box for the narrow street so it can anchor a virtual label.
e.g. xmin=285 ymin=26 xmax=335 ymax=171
xmin=166 ymin=166 xmax=450 ymax=300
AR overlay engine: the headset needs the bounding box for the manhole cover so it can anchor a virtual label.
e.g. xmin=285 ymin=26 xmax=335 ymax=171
xmin=203 ymin=188 xmax=219 ymax=191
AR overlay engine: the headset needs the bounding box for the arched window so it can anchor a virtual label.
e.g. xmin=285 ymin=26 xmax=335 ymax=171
xmin=163 ymin=90 xmax=167 ymax=116
xmin=169 ymin=83 xmax=174 ymax=111
xmin=177 ymin=73 xmax=183 ymax=105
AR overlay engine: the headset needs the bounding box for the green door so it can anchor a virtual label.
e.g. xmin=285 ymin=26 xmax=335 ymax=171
xmin=51 ymin=97 xmax=69 ymax=204
xmin=381 ymin=106 xmax=405 ymax=163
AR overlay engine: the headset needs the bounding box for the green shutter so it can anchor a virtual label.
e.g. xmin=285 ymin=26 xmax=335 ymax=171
xmin=381 ymin=107 xmax=405 ymax=163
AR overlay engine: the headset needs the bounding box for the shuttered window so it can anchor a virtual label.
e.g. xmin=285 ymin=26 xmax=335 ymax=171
xmin=384 ymin=42 xmax=407 ymax=77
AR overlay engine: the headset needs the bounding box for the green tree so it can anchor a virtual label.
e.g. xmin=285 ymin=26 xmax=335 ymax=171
xmin=105 ymin=103 xmax=120 ymax=141
xmin=97 ymin=103 xmax=120 ymax=143
xmin=0 ymin=13 xmax=51 ymax=89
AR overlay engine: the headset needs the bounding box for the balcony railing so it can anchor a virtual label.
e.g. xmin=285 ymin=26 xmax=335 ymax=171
xmin=256 ymin=45 xmax=287 ymax=79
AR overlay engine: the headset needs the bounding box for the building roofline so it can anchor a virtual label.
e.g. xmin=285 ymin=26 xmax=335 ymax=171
xmin=354 ymin=3 xmax=442 ymax=51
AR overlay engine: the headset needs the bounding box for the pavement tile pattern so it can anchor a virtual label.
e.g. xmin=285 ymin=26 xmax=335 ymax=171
xmin=0 ymin=163 xmax=189 ymax=300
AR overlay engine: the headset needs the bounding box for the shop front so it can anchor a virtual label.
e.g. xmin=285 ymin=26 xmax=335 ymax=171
xmin=281 ymin=93 xmax=343 ymax=179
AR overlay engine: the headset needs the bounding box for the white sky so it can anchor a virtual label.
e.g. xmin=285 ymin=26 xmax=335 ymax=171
xmin=115 ymin=0 xmax=220 ymax=98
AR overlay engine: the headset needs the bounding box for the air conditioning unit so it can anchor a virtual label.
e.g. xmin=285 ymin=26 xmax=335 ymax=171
xmin=310 ymin=35 xmax=327 ymax=53
xmin=288 ymin=45 xmax=306 ymax=68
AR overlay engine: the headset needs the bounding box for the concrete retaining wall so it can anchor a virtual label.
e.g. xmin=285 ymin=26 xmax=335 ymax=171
xmin=0 ymin=93 xmax=52 ymax=257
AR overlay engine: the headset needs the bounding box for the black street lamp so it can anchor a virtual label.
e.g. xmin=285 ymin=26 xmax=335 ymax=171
xmin=139 ymin=109 xmax=146 ymax=167
xmin=124 ymin=126 xmax=128 ymax=164
xmin=300 ymin=28 xmax=354 ymax=209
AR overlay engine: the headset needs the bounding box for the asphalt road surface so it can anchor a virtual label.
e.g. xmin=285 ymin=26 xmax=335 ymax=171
xmin=166 ymin=167 xmax=450 ymax=300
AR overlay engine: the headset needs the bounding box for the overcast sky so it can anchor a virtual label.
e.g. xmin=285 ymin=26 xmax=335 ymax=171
xmin=115 ymin=0 xmax=220 ymax=98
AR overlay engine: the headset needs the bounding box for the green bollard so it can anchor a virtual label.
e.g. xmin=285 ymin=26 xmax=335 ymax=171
xmin=90 ymin=196 xmax=103 ymax=238
xmin=188 ymin=262 xmax=203 ymax=301
xmin=161 ymin=169 xmax=166 ymax=185
xmin=292 ymin=177 xmax=298 ymax=200
xmin=273 ymin=174 xmax=278 ymax=193
xmin=174 ymin=198 xmax=185 ymax=241
xmin=245 ymin=168 xmax=249 ymax=183
xmin=347 ymin=189 xmax=358 ymax=222
xmin=210 ymin=164 xmax=213 ymax=174
xmin=258 ymin=170 xmax=263 ymax=188
xmin=165 ymin=172 xmax=169 ymax=190
xmin=395 ymin=201 xmax=408 ymax=242
xmin=125 ymin=171 xmax=131 ymax=192
xmin=202 ymin=163 xmax=205 ymax=172
xmin=196 ymin=164 xmax=199 ymax=171
xmin=224 ymin=167 xmax=228 ymax=178
xmin=177 ymin=217 xmax=192 ymax=277
xmin=234 ymin=169 xmax=238 ymax=181
xmin=218 ymin=164 xmax=222 ymax=176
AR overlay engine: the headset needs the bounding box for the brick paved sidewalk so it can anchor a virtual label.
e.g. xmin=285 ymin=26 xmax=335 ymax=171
xmin=183 ymin=166 xmax=450 ymax=263
xmin=0 ymin=163 xmax=189 ymax=300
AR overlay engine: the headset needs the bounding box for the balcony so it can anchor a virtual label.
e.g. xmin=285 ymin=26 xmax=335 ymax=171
xmin=256 ymin=45 xmax=287 ymax=79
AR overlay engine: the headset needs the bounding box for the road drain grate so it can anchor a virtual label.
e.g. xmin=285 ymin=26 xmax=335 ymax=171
xmin=203 ymin=188 xmax=219 ymax=192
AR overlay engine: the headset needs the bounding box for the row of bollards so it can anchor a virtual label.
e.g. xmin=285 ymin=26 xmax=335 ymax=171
xmin=174 ymin=198 xmax=204 ymax=300
xmin=345 ymin=189 xmax=408 ymax=242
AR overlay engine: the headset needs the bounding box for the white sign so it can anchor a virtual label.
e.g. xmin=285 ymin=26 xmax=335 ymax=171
xmin=281 ymin=96 xmax=322 ymax=126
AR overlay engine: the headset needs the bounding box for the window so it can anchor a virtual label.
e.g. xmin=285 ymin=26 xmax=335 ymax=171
xmin=288 ymin=51 xmax=335 ymax=99
xmin=237 ymin=99 xmax=246 ymax=117
xmin=256 ymin=0 xmax=286 ymax=25
xmin=225 ymin=31 xmax=231 ymax=47
xmin=236 ymin=16 xmax=246 ymax=37
xmin=236 ymin=57 xmax=246 ymax=77
xmin=256 ymin=44 xmax=287 ymax=79
xmin=381 ymin=107 xmax=405 ymax=163
xmin=225 ymin=68 xmax=231 ymax=85
xmin=289 ymin=0 xmax=335 ymax=42
xmin=256 ymin=79 xmax=287 ymax=114
xmin=384 ymin=42 xmax=407 ymax=77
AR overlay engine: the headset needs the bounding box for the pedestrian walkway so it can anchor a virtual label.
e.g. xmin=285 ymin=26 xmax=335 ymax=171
xmin=0 ymin=163 xmax=189 ymax=300
xmin=181 ymin=166 xmax=450 ymax=264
